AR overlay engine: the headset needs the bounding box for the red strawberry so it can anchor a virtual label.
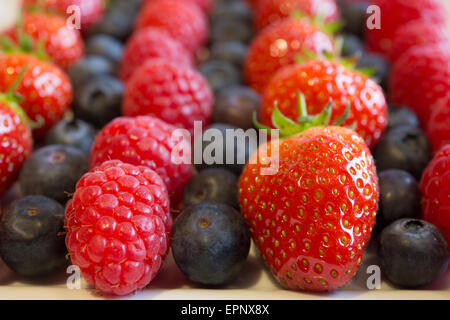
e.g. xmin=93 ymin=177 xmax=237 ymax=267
xmin=89 ymin=116 xmax=193 ymax=208
xmin=260 ymin=59 xmax=387 ymax=149
xmin=0 ymin=81 xmax=33 ymax=196
xmin=0 ymin=53 xmax=73 ymax=139
xmin=389 ymin=42 xmax=450 ymax=127
xmin=23 ymin=0 xmax=105 ymax=32
xmin=364 ymin=0 xmax=446 ymax=57
xmin=119 ymin=27 xmax=193 ymax=82
xmin=136 ymin=0 xmax=208 ymax=53
xmin=4 ymin=12 xmax=84 ymax=69
xmin=388 ymin=20 xmax=449 ymax=63
xmin=65 ymin=160 xmax=171 ymax=295
xmin=122 ymin=58 xmax=214 ymax=133
xmin=143 ymin=0 xmax=213 ymax=13
xmin=425 ymin=93 xmax=450 ymax=153
xmin=254 ymin=0 xmax=339 ymax=31
xmin=247 ymin=0 xmax=260 ymax=8
xmin=244 ymin=17 xmax=335 ymax=94
xmin=420 ymin=145 xmax=450 ymax=246
xmin=239 ymin=104 xmax=379 ymax=291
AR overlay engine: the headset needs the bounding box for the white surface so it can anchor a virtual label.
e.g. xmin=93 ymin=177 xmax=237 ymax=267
xmin=0 ymin=0 xmax=448 ymax=300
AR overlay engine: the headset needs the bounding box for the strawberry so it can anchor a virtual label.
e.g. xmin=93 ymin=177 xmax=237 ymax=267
xmin=136 ymin=0 xmax=208 ymax=54
xmin=89 ymin=116 xmax=193 ymax=208
xmin=23 ymin=0 xmax=105 ymax=32
xmin=143 ymin=0 xmax=213 ymax=13
xmin=4 ymin=12 xmax=84 ymax=69
xmin=388 ymin=20 xmax=449 ymax=63
xmin=425 ymin=93 xmax=450 ymax=153
xmin=244 ymin=17 xmax=335 ymax=94
xmin=119 ymin=27 xmax=193 ymax=82
xmin=254 ymin=0 xmax=339 ymax=31
xmin=420 ymin=144 xmax=450 ymax=246
xmin=364 ymin=0 xmax=446 ymax=57
xmin=122 ymin=58 xmax=214 ymax=133
xmin=0 ymin=53 xmax=73 ymax=139
xmin=239 ymin=100 xmax=379 ymax=291
xmin=389 ymin=42 xmax=450 ymax=127
xmin=260 ymin=59 xmax=387 ymax=149
xmin=0 ymin=74 xmax=33 ymax=196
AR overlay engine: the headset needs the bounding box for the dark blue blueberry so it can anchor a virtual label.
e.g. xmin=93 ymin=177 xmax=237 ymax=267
xmin=210 ymin=0 xmax=252 ymax=22
xmin=213 ymin=86 xmax=260 ymax=130
xmin=19 ymin=145 xmax=89 ymax=204
xmin=194 ymin=123 xmax=256 ymax=175
xmin=373 ymin=125 xmax=430 ymax=179
xmin=172 ymin=202 xmax=250 ymax=286
xmin=183 ymin=168 xmax=239 ymax=209
xmin=0 ymin=195 xmax=66 ymax=277
xmin=85 ymin=34 xmax=124 ymax=66
xmin=211 ymin=18 xmax=253 ymax=44
xmin=377 ymin=170 xmax=421 ymax=229
xmin=73 ymin=75 xmax=123 ymax=128
xmin=387 ymin=105 xmax=420 ymax=130
xmin=356 ymin=52 xmax=390 ymax=91
xmin=379 ymin=219 xmax=449 ymax=288
xmin=338 ymin=0 xmax=370 ymax=38
xmin=67 ymin=55 xmax=116 ymax=90
xmin=198 ymin=60 xmax=241 ymax=93
xmin=341 ymin=34 xmax=364 ymax=57
xmin=44 ymin=119 xmax=97 ymax=154
xmin=210 ymin=41 xmax=248 ymax=67
xmin=88 ymin=0 xmax=142 ymax=41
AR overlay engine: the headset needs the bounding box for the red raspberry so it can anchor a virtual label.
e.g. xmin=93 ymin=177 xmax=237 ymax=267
xmin=119 ymin=27 xmax=193 ymax=82
xmin=122 ymin=59 xmax=214 ymax=132
xmin=136 ymin=0 xmax=208 ymax=53
xmin=426 ymin=93 xmax=450 ymax=153
xmin=389 ymin=43 xmax=450 ymax=126
xmin=388 ymin=20 xmax=449 ymax=63
xmin=364 ymin=0 xmax=446 ymax=57
xmin=420 ymin=145 xmax=450 ymax=246
xmin=89 ymin=116 xmax=192 ymax=207
xmin=143 ymin=0 xmax=213 ymax=13
xmin=65 ymin=160 xmax=171 ymax=296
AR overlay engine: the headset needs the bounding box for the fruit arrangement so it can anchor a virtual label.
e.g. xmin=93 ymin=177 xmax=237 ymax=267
xmin=0 ymin=0 xmax=448 ymax=298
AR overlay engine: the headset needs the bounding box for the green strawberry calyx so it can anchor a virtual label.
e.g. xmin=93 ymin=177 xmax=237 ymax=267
xmin=0 ymin=11 xmax=49 ymax=61
xmin=0 ymin=65 xmax=44 ymax=130
xmin=290 ymin=10 xmax=342 ymax=35
xmin=254 ymin=92 xmax=352 ymax=139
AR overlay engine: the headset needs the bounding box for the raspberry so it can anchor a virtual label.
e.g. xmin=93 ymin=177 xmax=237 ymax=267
xmin=65 ymin=160 xmax=171 ymax=295
xmin=119 ymin=27 xmax=194 ymax=82
xmin=89 ymin=116 xmax=192 ymax=207
xmin=420 ymin=145 xmax=450 ymax=246
xmin=122 ymin=59 xmax=214 ymax=132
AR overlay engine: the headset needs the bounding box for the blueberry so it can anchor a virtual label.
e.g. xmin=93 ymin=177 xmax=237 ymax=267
xmin=198 ymin=60 xmax=241 ymax=93
xmin=19 ymin=145 xmax=89 ymax=204
xmin=210 ymin=0 xmax=252 ymax=22
xmin=85 ymin=35 xmax=124 ymax=66
xmin=73 ymin=75 xmax=123 ymax=128
xmin=373 ymin=126 xmax=431 ymax=180
xmin=44 ymin=119 xmax=97 ymax=154
xmin=379 ymin=219 xmax=449 ymax=288
xmin=67 ymin=55 xmax=116 ymax=90
xmin=88 ymin=0 xmax=142 ymax=41
xmin=341 ymin=34 xmax=364 ymax=57
xmin=172 ymin=202 xmax=250 ymax=286
xmin=0 ymin=196 xmax=66 ymax=277
xmin=387 ymin=105 xmax=420 ymax=130
xmin=211 ymin=18 xmax=253 ymax=44
xmin=210 ymin=41 xmax=248 ymax=67
xmin=183 ymin=168 xmax=239 ymax=209
xmin=356 ymin=52 xmax=390 ymax=91
xmin=377 ymin=170 xmax=421 ymax=229
xmin=213 ymin=86 xmax=260 ymax=129
xmin=194 ymin=123 xmax=256 ymax=175
xmin=339 ymin=0 xmax=370 ymax=38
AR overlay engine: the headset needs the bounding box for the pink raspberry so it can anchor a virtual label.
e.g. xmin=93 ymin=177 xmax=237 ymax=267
xmin=65 ymin=160 xmax=171 ymax=295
